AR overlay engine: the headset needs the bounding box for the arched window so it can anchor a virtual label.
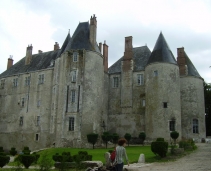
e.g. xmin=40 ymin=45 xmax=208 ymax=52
xmin=193 ymin=119 xmax=199 ymax=133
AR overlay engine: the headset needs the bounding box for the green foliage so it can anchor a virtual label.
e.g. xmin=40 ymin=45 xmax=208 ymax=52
xmin=179 ymin=139 xmax=196 ymax=150
xmin=0 ymin=152 xmax=10 ymax=168
xmin=21 ymin=154 xmax=35 ymax=168
xmin=139 ymin=132 xmax=146 ymax=145
xmin=112 ymin=133 xmax=119 ymax=145
xmin=151 ymin=141 xmax=168 ymax=158
xmin=37 ymin=151 xmax=54 ymax=171
xmin=22 ymin=147 xmax=31 ymax=155
xmin=10 ymin=147 xmax=17 ymax=156
xmin=124 ymin=133 xmax=132 ymax=146
xmin=170 ymin=131 xmax=179 ymax=140
xmin=156 ymin=138 xmax=164 ymax=142
xmin=87 ymin=133 xmax=99 ymax=149
xmin=52 ymin=152 xmax=73 ymax=162
xmin=0 ymin=147 xmax=4 ymax=153
xmin=32 ymin=152 xmax=40 ymax=164
xmin=102 ymin=132 xmax=112 ymax=149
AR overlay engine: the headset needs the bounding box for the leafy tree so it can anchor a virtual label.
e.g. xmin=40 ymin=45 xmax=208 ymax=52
xmin=139 ymin=132 xmax=146 ymax=145
xmin=124 ymin=133 xmax=131 ymax=146
xmin=170 ymin=131 xmax=179 ymax=145
xmin=0 ymin=151 xmax=10 ymax=168
xmin=112 ymin=133 xmax=119 ymax=146
xmin=204 ymin=82 xmax=211 ymax=136
xmin=102 ymin=132 xmax=112 ymax=149
xmin=38 ymin=151 xmax=54 ymax=171
xmin=87 ymin=133 xmax=99 ymax=149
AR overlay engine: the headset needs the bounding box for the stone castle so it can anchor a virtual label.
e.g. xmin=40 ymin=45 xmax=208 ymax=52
xmin=0 ymin=15 xmax=206 ymax=150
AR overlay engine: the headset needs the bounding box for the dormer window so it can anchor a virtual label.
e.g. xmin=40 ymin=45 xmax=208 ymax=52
xmin=73 ymin=52 xmax=78 ymax=62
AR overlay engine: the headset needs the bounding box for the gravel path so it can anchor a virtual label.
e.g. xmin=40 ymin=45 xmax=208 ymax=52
xmin=125 ymin=143 xmax=211 ymax=171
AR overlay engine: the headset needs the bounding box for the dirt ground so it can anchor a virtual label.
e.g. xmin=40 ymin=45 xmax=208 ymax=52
xmin=124 ymin=143 xmax=211 ymax=171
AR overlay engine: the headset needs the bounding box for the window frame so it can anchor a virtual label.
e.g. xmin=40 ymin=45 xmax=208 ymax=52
xmin=154 ymin=70 xmax=158 ymax=77
xmin=142 ymin=99 xmax=145 ymax=107
xmin=169 ymin=120 xmax=175 ymax=131
xmin=25 ymin=76 xmax=30 ymax=86
xmin=36 ymin=116 xmax=40 ymax=126
xmin=71 ymin=90 xmax=76 ymax=103
xmin=163 ymin=102 xmax=168 ymax=108
xmin=35 ymin=133 xmax=39 ymax=141
xmin=137 ymin=74 xmax=144 ymax=85
xmin=13 ymin=78 xmax=18 ymax=87
xmin=71 ymin=70 xmax=77 ymax=82
xmin=38 ymin=74 xmax=44 ymax=84
xmin=113 ymin=77 xmax=119 ymax=88
xmin=73 ymin=52 xmax=78 ymax=62
xmin=193 ymin=119 xmax=199 ymax=133
xmin=20 ymin=116 xmax=23 ymax=126
xmin=21 ymin=98 xmax=25 ymax=107
xmin=69 ymin=117 xmax=75 ymax=131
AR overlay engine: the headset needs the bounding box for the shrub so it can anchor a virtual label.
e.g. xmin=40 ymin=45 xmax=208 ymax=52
xmin=21 ymin=155 xmax=35 ymax=168
xmin=112 ymin=133 xmax=119 ymax=145
xmin=0 ymin=152 xmax=10 ymax=168
xmin=139 ymin=132 xmax=146 ymax=145
xmin=170 ymin=131 xmax=179 ymax=144
xmin=32 ymin=152 xmax=40 ymax=164
xmin=124 ymin=133 xmax=132 ymax=146
xmin=87 ymin=133 xmax=99 ymax=149
xmin=151 ymin=140 xmax=168 ymax=158
xmin=52 ymin=152 xmax=73 ymax=162
xmin=22 ymin=147 xmax=31 ymax=155
xmin=10 ymin=147 xmax=17 ymax=156
xmin=156 ymin=138 xmax=164 ymax=142
xmin=102 ymin=132 xmax=112 ymax=149
xmin=179 ymin=139 xmax=196 ymax=150
xmin=38 ymin=151 xmax=54 ymax=171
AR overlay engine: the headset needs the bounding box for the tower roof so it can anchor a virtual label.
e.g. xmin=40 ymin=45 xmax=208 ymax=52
xmin=147 ymin=32 xmax=177 ymax=65
xmin=184 ymin=51 xmax=201 ymax=77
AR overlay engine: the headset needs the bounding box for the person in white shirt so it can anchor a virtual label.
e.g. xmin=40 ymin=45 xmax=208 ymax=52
xmin=115 ymin=138 xmax=129 ymax=171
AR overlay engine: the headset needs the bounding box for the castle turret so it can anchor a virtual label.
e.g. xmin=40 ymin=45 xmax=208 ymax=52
xmin=177 ymin=47 xmax=206 ymax=140
xmin=145 ymin=33 xmax=181 ymax=140
xmin=89 ymin=14 xmax=97 ymax=48
xmin=25 ymin=45 xmax=33 ymax=65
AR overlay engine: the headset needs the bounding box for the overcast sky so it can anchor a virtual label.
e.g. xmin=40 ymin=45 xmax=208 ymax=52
xmin=0 ymin=0 xmax=211 ymax=83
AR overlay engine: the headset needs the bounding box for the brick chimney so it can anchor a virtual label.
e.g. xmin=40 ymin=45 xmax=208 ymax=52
xmin=177 ymin=47 xmax=187 ymax=76
xmin=103 ymin=41 xmax=108 ymax=72
xmin=99 ymin=42 xmax=102 ymax=53
xmin=38 ymin=50 xmax=43 ymax=54
xmin=7 ymin=55 xmax=13 ymax=69
xmin=54 ymin=42 xmax=60 ymax=51
xmin=89 ymin=14 xmax=97 ymax=48
xmin=122 ymin=36 xmax=133 ymax=72
xmin=25 ymin=44 xmax=33 ymax=65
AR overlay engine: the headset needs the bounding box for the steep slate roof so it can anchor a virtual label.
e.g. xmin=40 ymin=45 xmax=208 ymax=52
xmin=184 ymin=51 xmax=201 ymax=77
xmin=65 ymin=22 xmax=100 ymax=53
xmin=108 ymin=46 xmax=151 ymax=74
xmin=147 ymin=32 xmax=177 ymax=65
xmin=0 ymin=21 xmax=101 ymax=78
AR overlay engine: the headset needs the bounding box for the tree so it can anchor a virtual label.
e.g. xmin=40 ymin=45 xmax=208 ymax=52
xmin=102 ymin=132 xmax=112 ymax=149
xmin=204 ymin=82 xmax=211 ymax=136
xmin=139 ymin=132 xmax=146 ymax=145
xmin=170 ymin=131 xmax=179 ymax=145
xmin=112 ymin=133 xmax=119 ymax=146
xmin=87 ymin=133 xmax=99 ymax=149
xmin=124 ymin=133 xmax=131 ymax=146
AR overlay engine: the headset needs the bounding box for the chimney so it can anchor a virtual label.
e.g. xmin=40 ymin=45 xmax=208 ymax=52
xmin=89 ymin=14 xmax=97 ymax=48
xmin=25 ymin=44 xmax=33 ymax=65
xmin=177 ymin=47 xmax=187 ymax=76
xmin=99 ymin=42 xmax=102 ymax=53
xmin=38 ymin=50 xmax=43 ymax=54
xmin=7 ymin=55 xmax=13 ymax=69
xmin=123 ymin=36 xmax=133 ymax=60
xmin=54 ymin=42 xmax=60 ymax=51
xmin=103 ymin=41 xmax=108 ymax=72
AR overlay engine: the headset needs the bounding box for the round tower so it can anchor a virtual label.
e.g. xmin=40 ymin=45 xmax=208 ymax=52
xmin=177 ymin=47 xmax=206 ymax=141
xmin=145 ymin=33 xmax=182 ymax=141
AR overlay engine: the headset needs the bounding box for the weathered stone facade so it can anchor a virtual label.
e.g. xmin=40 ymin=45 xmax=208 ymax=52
xmin=0 ymin=16 xmax=206 ymax=150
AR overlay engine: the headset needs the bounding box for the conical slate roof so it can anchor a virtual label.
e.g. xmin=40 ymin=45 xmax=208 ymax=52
xmin=184 ymin=51 xmax=201 ymax=77
xmin=147 ymin=32 xmax=177 ymax=65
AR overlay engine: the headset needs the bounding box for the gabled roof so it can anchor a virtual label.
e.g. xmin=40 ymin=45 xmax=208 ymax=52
xmin=64 ymin=22 xmax=100 ymax=53
xmin=0 ymin=50 xmax=60 ymax=78
xmin=184 ymin=52 xmax=201 ymax=77
xmin=147 ymin=32 xmax=177 ymax=65
xmin=108 ymin=46 xmax=151 ymax=74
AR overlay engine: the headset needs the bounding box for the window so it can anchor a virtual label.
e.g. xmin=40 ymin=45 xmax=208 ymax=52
xmin=163 ymin=102 xmax=168 ymax=108
xmin=0 ymin=80 xmax=5 ymax=89
xmin=21 ymin=98 xmax=25 ymax=107
xmin=71 ymin=90 xmax=76 ymax=102
xmin=73 ymin=52 xmax=78 ymax=62
xmin=36 ymin=116 xmax=40 ymax=126
xmin=142 ymin=99 xmax=145 ymax=107
xmin=20 ymin=117 xmax=23 ymax=126
xmin=137 ymin=74 xmax=144 ymax=85
xmin=35 ymin=134 xmax=39 ymax=141
xmin=71 ymin=70 xmax=77 ymax=82
xmin=13 ymin=78 xmax=18 ymax=87
xmin=37 ymin=100 xmax=41 ymax=107
xmin=69 ymin=117 xmax=74 ymax=131
xmin=38 ymin=74 xmax=44 ymax=84
xmin=169 ymin=120 xmax=175 ymax=131
xmin=154 ymin=70 xmax=158 ymax=77
xmin=193 ymin=119 xmax=199 ymax=133
xmin=113 ymin=77 xmax=119 ymax=88
xmin=25 ymin=76 xmax=30 ymax=86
